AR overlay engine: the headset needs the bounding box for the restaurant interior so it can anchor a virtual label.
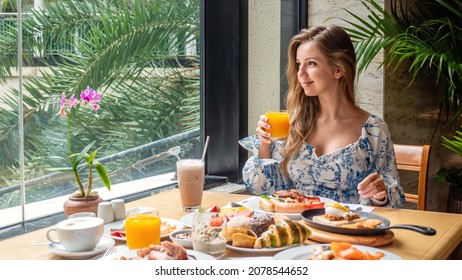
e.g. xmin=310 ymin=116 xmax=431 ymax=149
xmin=0 ymin=0 xmax=461 ymax=260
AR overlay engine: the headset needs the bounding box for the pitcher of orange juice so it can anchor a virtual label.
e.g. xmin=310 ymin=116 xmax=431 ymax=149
xmin=125 ymin=209 xmax=161 ymax=249
xmin=264 ymin=110 xmax=290 ymax=140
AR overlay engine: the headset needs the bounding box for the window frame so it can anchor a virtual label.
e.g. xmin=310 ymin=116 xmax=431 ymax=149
xmin=202 ymin=0 xmax=307 ymax=183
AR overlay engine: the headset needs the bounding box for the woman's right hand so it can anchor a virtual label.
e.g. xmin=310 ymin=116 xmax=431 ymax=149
xmin=256 ymin=114 xmax=272 ymax=144
xmin=256 ymin=114 xmax=272 ymax=159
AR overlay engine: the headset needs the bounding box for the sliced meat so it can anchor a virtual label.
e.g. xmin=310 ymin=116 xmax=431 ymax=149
xmin=273 ymin=190 xmax=292 ymax=198
xmin=160 ymin=241 xmax=188 ymax=260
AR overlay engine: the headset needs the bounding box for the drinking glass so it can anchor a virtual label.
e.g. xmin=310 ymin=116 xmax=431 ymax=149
xmin=125 ymin=209 xmax=161 ymax=249
xmin=264 ymin=111 xmax=290 ymax=140
xmin=191 ymin=212 xmax=226 ymax=258
xmin=176 ymin=159 xmax=204 ymax=211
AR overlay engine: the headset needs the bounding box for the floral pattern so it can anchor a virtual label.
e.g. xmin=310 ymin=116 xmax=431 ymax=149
xmin=239 ymin=115 xmax=405 ymax=208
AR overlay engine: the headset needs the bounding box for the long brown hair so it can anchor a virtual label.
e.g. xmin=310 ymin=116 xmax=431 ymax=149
xmin=280 ymin=25 xmax=357 ymax=178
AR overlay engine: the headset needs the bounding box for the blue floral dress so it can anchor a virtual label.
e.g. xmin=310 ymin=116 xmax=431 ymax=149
xmin=238 ymin=114 xmax=405 ymax=208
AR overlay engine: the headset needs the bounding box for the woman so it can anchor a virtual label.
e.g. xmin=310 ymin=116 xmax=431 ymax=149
xmin=239 ymin=25 xmax=405 ymax=207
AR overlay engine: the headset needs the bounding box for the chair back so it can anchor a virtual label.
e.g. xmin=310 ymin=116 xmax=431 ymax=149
xmin=393 ymin=144 xmax=431 ymax=210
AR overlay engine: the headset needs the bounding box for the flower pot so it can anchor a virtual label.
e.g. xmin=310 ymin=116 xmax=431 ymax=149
xmin=447 ymin=184 xmax=462 ymax=214
xmin=63 ymin=191 xmax=104 ymax=218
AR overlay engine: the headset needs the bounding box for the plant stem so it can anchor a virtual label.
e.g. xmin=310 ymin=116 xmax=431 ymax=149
xmin=67 ymin=110 xmax=72 ymax=157
xmin=68 ymin=109 xmax=85 ymax=197
xmin=73 ymin=169 xmax=85 ymax=197
xmin=85 ymin=162 xmax=93 ymax=196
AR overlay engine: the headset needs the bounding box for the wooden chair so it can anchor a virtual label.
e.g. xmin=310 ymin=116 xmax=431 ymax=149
xmin=394 ymin=144 xmax=431 ymax=210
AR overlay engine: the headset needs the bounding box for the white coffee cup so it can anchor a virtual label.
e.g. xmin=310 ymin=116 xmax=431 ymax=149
xmin=46 ymin=217 xmax=104 ymax=252
xmin=68 ymin=212 xmax=96 ymax=219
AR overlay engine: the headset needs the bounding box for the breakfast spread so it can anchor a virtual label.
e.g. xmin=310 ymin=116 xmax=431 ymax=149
xmin=259 ymin=189 xmax=325 ymax=213
xmin=308 ymin=242 xmax=385 ymax=260
xmin=224 ymin=213 xmax=311 ymax=249
xmin=312 ymin=202 xmax=382 ymax=228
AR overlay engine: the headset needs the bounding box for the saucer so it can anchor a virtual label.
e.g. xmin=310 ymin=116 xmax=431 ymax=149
xmin=47 ymin=236 xmax=115 ymax=259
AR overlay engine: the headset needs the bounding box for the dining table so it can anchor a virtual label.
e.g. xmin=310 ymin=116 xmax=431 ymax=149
xmin=0 ymin=188 xmax=461 ymax=260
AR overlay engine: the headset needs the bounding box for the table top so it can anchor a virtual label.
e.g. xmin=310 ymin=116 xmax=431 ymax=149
xmin=1 ymin=189 xmax=461 ymax=260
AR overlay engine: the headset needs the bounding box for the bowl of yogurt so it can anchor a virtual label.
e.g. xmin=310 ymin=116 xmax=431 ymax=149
xmin=191 ymin=212 xmax=226 ymax=258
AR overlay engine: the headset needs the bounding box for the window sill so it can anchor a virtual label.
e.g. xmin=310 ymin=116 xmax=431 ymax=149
xmin=0 ymin=172 xmax=177 ymax=230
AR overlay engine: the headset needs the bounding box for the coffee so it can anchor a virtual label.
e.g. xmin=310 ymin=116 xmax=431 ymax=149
xmin=177 ymin=159 xmax=204 ymax=211
xmin=62 ymin=217 xmax=101 ymax=228
xmin=46 ymin=216 xmax=104 ymax=252
xmin=68 ymin=212 xmax=96 ymax=219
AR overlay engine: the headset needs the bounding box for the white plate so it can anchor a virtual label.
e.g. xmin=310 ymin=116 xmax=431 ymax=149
xmin=104 ymin=219 xmax=126 ymax=241
xmin=103 ymin=217 xmax=184 ymax=241
xmin=272 ymin=244 xmax=402 ymax=260
xmin=101 ymin=247 xmax=216 ymax=260
xmin=180 ymin=212 xmax=195 ymax=228
xmin=48 ymin=236 xmax=115 ymax=260
xmin=241 ymin=196 xmax=337 ymax=220
xmin=226 ymin=244 xmax=300 ymax=253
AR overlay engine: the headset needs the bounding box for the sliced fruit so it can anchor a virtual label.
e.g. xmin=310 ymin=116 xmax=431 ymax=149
xmin=275 ymin=224 xmax=289 ymax=246
xmin=284 ymin=219 xmax=300 ymax=244
xmin=277 ymin=220 xmax=294 ymax=245
xmin=296 ymin=221 xmax=312 ymax=241
xmin=210 ymin=216 xmax=224 ymax=227
xmin=268 ymin=225 xmax=281 ymax=247
xmin=292 ymin=221 xmax=304 ymax=242
xmin=209 ymin=205 xmax=220 ymax=213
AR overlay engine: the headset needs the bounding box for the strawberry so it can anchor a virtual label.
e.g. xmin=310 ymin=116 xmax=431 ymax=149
xmin=210 ymin=216 xmax=224 ymax=227
xmin=209 ymin=205 xmax=220 ymax=213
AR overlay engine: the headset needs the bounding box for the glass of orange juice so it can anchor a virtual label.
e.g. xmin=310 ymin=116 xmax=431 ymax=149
xmin=264 ymin=110 xmax=290 ymax=140
xmin=125 ymin=209 xmax=161 ymax=249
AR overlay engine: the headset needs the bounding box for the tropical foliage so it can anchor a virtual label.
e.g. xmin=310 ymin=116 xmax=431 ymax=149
xmin=339 ymin=0 xmax=462 ymax=126
xmin=434 ymin=126 xmax=462 ymax=189
xmin=0 ymin=0 xmax=200 ymax=207
xmin=339 ymin=0 xmax=462 ymax=189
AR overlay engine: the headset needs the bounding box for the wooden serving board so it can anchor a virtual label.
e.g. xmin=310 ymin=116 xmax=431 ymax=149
xmin=307 ymin=226 xmax=395 ymax=247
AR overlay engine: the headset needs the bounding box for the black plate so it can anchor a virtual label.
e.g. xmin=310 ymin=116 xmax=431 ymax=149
xmin=301 ymin=208 xmax=436 ymax=236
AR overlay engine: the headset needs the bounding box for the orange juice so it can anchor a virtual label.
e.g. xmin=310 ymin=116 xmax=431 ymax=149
xmin=264 ymin=111 xmax=290 ymax=139
xmin=125 ymin=214 xmax=161 ymax=249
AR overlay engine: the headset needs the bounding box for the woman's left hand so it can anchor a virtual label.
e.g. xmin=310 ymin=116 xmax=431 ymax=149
xmin=357 ymin=173 xmax=387 ymax=201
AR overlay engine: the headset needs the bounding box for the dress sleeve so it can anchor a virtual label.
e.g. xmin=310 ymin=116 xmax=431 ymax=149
xmin=238 ymin=135 xmax=292 ymax=195
xmin=366 ymin=118 xmax=406 ymax=208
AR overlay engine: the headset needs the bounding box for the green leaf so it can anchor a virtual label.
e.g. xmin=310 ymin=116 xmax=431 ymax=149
xmin=94 ymin=161 xmax=111 ymax=191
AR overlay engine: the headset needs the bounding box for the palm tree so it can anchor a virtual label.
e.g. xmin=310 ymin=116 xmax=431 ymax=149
xmin=0 ymin=0 xmax=200 ymax=206
xmin=339 ymin=0 xmax=462 ymax=127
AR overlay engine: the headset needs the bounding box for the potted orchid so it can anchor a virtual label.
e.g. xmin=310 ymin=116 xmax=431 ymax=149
xmin=50 ymin=86 xmax=111 ymax=216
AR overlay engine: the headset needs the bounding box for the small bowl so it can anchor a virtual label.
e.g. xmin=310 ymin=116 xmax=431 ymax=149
xmin=169 ymin=229 xmax=192 ymax=249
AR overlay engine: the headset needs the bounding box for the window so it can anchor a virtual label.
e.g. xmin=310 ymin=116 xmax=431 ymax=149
xmin=0 ymin=0 xmax=203 ymax=239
